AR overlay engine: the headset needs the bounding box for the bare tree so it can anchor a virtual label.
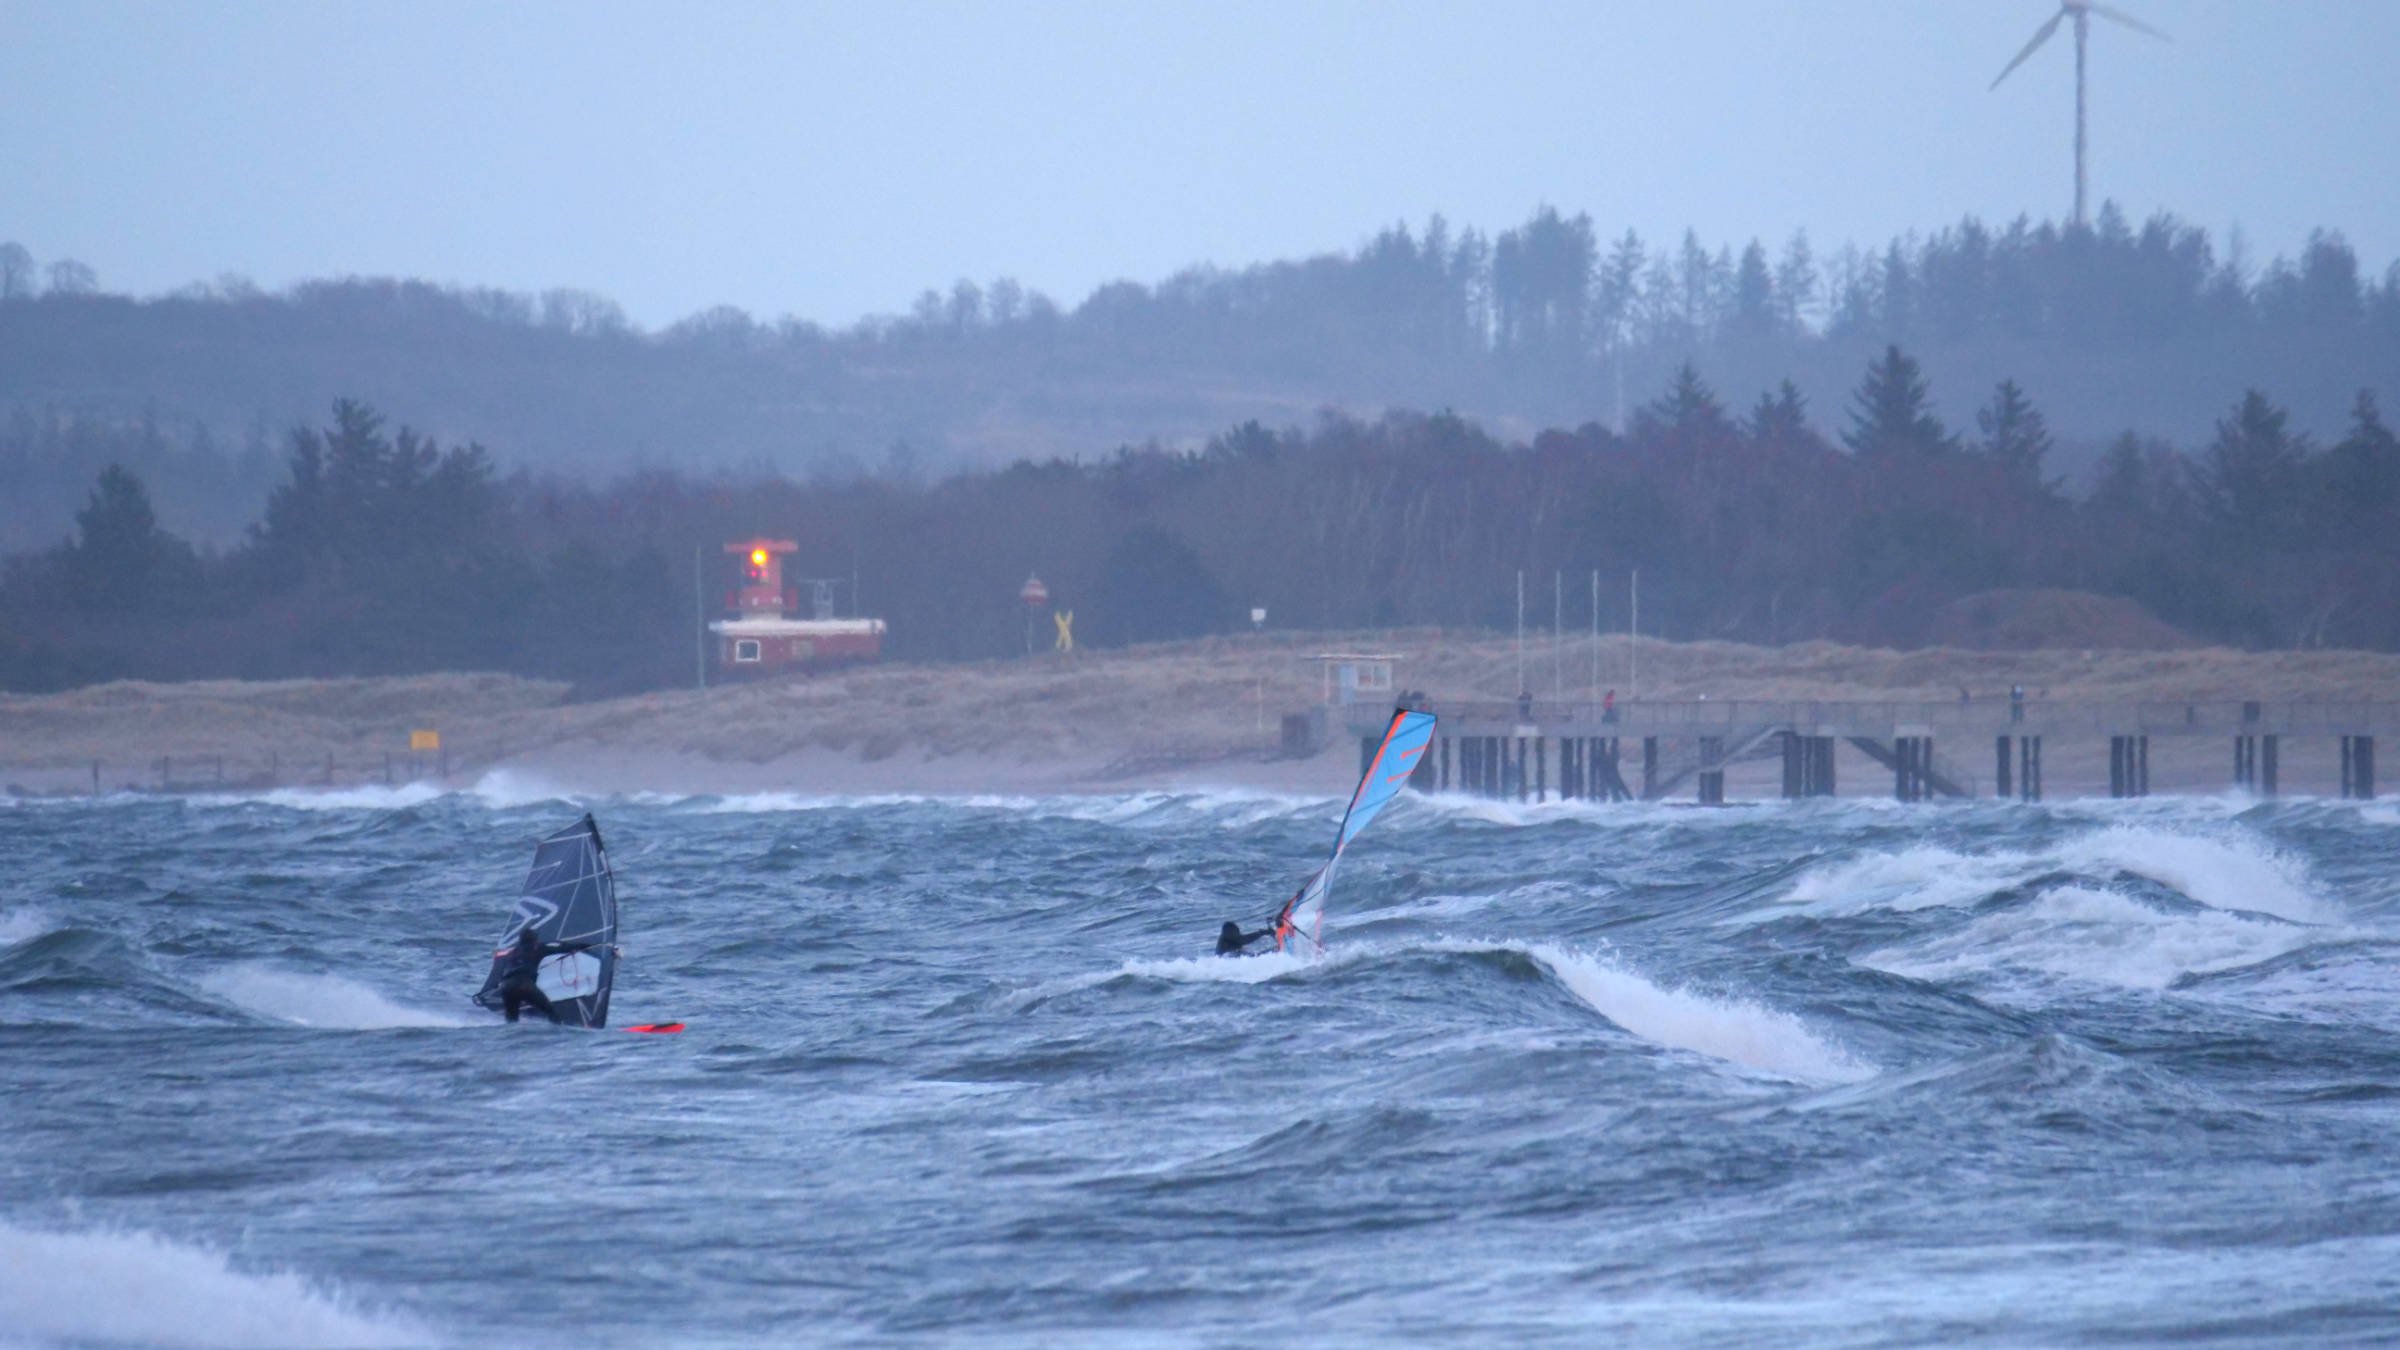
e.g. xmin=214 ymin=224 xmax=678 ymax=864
xmin=44 ymin=259 xmax=97 ymax=296
xmin=0 ymin=242 xmax=34 ymax=299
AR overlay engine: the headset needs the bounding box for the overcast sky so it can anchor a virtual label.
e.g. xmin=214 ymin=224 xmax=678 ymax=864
xmin=6 ymin=0 xmax=2395 ymax=330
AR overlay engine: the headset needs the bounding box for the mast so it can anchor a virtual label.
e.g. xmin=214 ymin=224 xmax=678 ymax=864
xmin=2073 ymin=4 xmax=2089 ymax=228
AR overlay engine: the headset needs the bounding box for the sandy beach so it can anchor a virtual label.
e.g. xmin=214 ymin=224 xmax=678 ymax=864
xmin=5 ymin=629 xmax=2397 ymax=800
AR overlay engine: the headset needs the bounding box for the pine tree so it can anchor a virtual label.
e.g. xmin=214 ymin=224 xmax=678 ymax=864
xmin=1842 ymin=345 xmax=1953 ymax=459
xmin=1773 ymin=231 xmax=1818 ymax=333
xmin=1973 ymin=378 xmax=2055 ymax=494
xmin=1595 ymin=230 xmax=1643 ymax=353
xmin=2323 ymin=388 xmax=2399 ymax=527
xmin=2089 ymin=432 xmax=2150 ymax=516
xmin=1637 ymin=363 xmax=1731 ymax=441
xmin=2199 ymin=389 xmax=2312 ymax=540
xmin=1727 ymin=240 xmax=1776 ymax=340
xmin=62 ymin=464 xmax=198 ymax=614
xmin=1746 ymin=380 xmax=1817 ymax=448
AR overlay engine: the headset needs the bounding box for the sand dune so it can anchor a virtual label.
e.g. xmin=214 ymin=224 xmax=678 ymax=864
xmin=4 ymin=630 xmax=2396 ymax=797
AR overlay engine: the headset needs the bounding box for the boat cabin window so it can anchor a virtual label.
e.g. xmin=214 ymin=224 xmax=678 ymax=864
xmin=733 ymin=639 xmax=762 ymax=662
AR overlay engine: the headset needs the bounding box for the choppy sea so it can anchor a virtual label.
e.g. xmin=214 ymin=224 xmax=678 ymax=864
xmin=4 ymin=776 xmax=2399 ymax=1347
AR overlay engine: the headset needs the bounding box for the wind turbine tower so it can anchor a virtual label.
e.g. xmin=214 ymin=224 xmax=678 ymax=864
xmin=1990 ymin=0 xmax=2169 ymax=228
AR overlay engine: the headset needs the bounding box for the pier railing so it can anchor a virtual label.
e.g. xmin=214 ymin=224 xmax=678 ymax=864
xmin=1367 ymin=698 xmax=2400 ymax=739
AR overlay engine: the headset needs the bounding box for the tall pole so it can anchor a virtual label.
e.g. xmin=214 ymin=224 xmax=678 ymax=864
xmin=2073 ymin=6 xmax=2089 ymax=227
xmin=693 ymin=544 xmax=707 ymax=690
xmin=1552 ymin=569 xmax=1562 ymax=700
xmin=1629 ymin=569 xmax=1639 ymax=705
xmin=1590 ymin=569 xmax=1600 ymax=702
xmin=1515 ymin=570 xmax=1525 ymax=696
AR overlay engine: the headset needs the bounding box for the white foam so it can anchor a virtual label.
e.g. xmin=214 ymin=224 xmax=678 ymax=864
xmin=684 ymin=786 xmax=1327 ymax=828
xmin=0 ymin=1219 xmax=430 ymax=1349
xmin=2188 ymin=947 xmax=2400 ymax=1025
xmin=1117 ymin=948 xmax=1325 ymax=985
xmin=2056 ymin=826 xmax=2330 ymax=923
xmin=1864 ymin=884 xmax=2319 ymax=992
xmin=458 ymin=766 xmax=584 ymax=810
xmin=1773 ymin=823 xmax=2336 ymax=926
xmin=218 ymin=781 xmax=450 ymax=811
xmin=1506 ymin=942 xmax=1873 ymax=1083
xmin=0 ymin=906 xmax=55 ymax=948
xmin=1409 ymin=792 xmax=1709 ymax=829
xmin=1781 ymin=844 xmax=2036 ymax=916
xmin=203 ymin=964 xmax=474 ymax=1029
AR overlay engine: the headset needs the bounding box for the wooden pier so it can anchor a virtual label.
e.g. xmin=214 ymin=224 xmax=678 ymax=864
xmin=1358 ymin=699 xmax=2391 ymax=803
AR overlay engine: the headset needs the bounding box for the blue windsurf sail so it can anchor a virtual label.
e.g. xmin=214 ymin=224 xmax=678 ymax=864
xmin=1272 ymin=707 xmax=1436 ymax=952
xmin=473 ymin=814 xmax=619 ymax=1028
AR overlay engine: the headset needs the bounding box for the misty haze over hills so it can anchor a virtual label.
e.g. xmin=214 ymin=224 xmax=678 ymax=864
xmin=2 ymin=205 xmax=2394 ymax=547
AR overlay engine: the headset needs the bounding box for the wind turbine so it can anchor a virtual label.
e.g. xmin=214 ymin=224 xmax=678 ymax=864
xmin=1989 ymin=0 xmax=2170 ymax=229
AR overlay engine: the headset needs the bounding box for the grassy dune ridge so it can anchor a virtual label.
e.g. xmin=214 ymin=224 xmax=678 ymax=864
xmin=4 ymin=630 xmax=2397 ymax=797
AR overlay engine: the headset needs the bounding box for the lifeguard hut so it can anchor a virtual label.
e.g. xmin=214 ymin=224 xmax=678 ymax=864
xmin=708 ymin=537 xmax=886 ymax=678
xmin=1312 ymin=652 xmax=1401 ymax=705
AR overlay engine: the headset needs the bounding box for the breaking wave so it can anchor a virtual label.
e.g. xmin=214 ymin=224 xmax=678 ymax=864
xmin=1862 ymin=885 xmax=2322 ymax=992
xmin=0 ymin=1219 xmax=432 ymax=1349
xmin=1778 ymin=823 xmax=2332 ymax=925
xmin=201 ymin=964 xmax=474 ymax=1029
xmin=1512 ymin=941 xmax=1873 ymax=1083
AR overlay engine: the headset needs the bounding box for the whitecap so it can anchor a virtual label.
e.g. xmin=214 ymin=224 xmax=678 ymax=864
xmin=1424 ymin=939 xmax=1873 ymax=1084
xmin=0 ymin=906 xmax=55 ymax=948
xmin=0 ymin=1219 xmax=431 ymax=1349
xmin=2055 ymin=825 xmax=2330 ymax=924
xmin=1862 ymin=884 xmax=2320 ymax=993
xmin=201 ymin=964 xmax=475 ymax=1029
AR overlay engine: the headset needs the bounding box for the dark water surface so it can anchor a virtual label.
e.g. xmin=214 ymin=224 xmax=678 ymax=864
xmin=4 ymin=778 xmax=2399 ymax=1347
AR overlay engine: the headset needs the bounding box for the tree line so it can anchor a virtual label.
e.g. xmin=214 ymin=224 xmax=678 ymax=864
xmin=3 ymin=205 xmax=2395 ymax=553
xmin=3 ymin=351 xmax=2393 ymax=694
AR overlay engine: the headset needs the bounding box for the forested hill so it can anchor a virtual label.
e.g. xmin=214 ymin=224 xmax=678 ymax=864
xmin=2 ymin=205 xmax=2396 ymax=547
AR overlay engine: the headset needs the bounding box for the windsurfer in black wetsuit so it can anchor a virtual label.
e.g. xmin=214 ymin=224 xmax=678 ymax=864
xmin=1216 ymin=920 xmax=1274 ymax=956
xmin=494 ymin=921 xmax=592 ymax=1023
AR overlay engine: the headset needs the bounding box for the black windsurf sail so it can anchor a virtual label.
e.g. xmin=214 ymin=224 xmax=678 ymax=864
xmin=473 ymin=814 xmax=618 ymax=1028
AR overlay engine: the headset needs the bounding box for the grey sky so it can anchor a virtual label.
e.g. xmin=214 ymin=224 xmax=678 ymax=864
xmin=6 ymin=0 xmax=2394 ymax=330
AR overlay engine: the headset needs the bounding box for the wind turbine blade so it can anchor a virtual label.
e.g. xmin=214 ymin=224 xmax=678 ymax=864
xmin=1989 ymin=11 xmax=2065 ymax=89
xmin=2088 ymin=3 xmax=2171 ymax=41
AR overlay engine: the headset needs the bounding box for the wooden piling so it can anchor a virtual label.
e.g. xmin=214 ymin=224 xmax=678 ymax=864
xmin=2341 ymin=736 xmax=2377 ymax=799
xmin=1697 ymin=736 xmax=1725 ymax=805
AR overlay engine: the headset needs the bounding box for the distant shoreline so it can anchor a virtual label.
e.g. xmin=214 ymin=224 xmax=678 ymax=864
xmin=5 ymin=630 xmax=2396 ymax=801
